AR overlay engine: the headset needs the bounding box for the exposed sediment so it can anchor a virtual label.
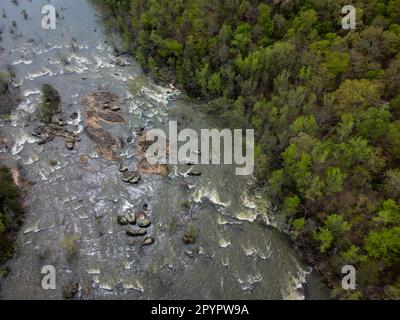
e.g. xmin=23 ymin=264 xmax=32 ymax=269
xmin=81 ymin=89 xmax=125 ymax=161
xmin=137 ymin=132 xmax=169 ymax=176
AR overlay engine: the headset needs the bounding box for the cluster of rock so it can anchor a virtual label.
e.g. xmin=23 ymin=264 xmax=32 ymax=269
xmin=32 ymin=115 xmax=79 ymax=150
xmin=62 ymin=282 xmax=80 ymax=299
xmin=117 ymin=208 xmax=154 ymax=247
xmin=119 ymin=165 xmax=141 ymax=185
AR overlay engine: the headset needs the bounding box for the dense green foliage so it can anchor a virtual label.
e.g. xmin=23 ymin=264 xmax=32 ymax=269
xmin=0 ymin=166 xmax=23 ymax=277
xmin=103 ymin=0 xmax=400 ymax=299
xmin=35 ymin=84 xmax=60 ymax=123
xmin=0 ymin=70 xmax=16 ymax=117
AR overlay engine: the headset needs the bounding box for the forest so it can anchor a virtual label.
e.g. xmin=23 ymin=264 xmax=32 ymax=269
xmin=0 ymin=166 xmax=23 ymax=278
xmin=100 ymin=0 xmax=400 ymax=299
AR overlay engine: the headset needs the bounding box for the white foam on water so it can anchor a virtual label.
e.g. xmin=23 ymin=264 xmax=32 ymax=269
xmin=12 ymin=59 xmax=33 ymax=66
xmin=64 ymin=64 xmax=88 ymax=74
xmin=11 ymin=46 xmax=31 ymax=55
xmin=241 ymin=243 xmax=270 ymax=260
xmin=221 ymin=256 xmax=230 ymax=266
xmin=25 ymin=67 xmax=56 ymax=81
xmin=38 ymin=170 xmax=48 ymax=182
xmin=23 ymin=89 xmax=40 ymax=97
xmin=124 ymin=261 xmax=134 ymax=270
xmin=281 ymin=264 xmax=311 ymax=300
xmin=43 ymin=44 xmax=63 ymax=54
xmin=234 ymin=209 xmax=258 ymax=222
xmin=23 ymin=220 xmax=40 ymax=234
xmin=236 ymin=272 xmax=263 ymax=291
xmin=11 ymin=129 xmax=37 ymax=155
xmin=67 ymin=111 xmax=82 ymax=126
xmin=69 ymin=54 xmax=93 ymax=66
xmin=22 ymin=154 xmax=39 ymax=165
xmin=140 ymin=84 xmax=178 ymax=108
xmin=16 ymin=98 xmax=36 ymax=113
xmin=192 ymin=187 xmax=231 ymax=208
xmin=112 ymin=72 xmax=134 ymax=82
xmin=122 ymin=280 xmax=144 ymax=292
xmin=87 ymin=268 xmax=101 ymax=275
xmin=93 ymin=54 xmax=114 ymax=69
xmin=219 ymin=237 xmax=231 ymax=248
xmin=217 ymin=216 xmax=230 ymax=225
xmin=12 ymin=78 xmax=23 ymax=87
xmin=48 ymin=58 xmax=60 ymax=65
xmin=242 ymin=194 xmax=257 ymax=210
xmin=99 ymin=283 xmax=113 ymax=291
xmin=121 ymin=199 xmax=134 ymax=212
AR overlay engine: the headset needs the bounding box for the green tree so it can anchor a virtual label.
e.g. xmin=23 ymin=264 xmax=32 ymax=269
xmin=365 ymin=227 xmax=400 ymax=263
xmin=282 ymin=195 xmax=300 ymax=217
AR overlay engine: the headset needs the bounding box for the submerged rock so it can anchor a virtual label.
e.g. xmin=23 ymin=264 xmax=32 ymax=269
xmin=63 ymin=283 xmax=79 ymax=299
xmin=129 ymin=174 xmax=141 ymax=185
xmin=126 ymin=212 xmax=136 ymax=225
xmin=117 ymin=215 xmax=128 ymax=226
xmin=137 ymin=218 xmax=151 ymax=228
xmin=66 ymin=142 xmax=75 ymax=150
xmin=142 ymin=237 xmax=154 ymax=246
xmin=182 ymin=235 xmax=195 ymax=244
xmin=126 ymin=227 xmax=147 ymax=237
xmin=187 ymin=171 xmax=202 ymax=177
xmin=118 ymin=166 xmax=128 ymax=173
xmin=185 ymin=250 xmax=194 ymax=258
xmin=135 ymin=212 xmax=146 ymax=221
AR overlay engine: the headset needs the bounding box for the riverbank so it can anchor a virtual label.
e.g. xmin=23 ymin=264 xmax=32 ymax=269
xmin=0 ymin=165 xmax=25 ymax=281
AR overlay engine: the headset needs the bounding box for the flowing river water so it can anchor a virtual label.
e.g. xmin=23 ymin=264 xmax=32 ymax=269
xmin=0 ymin=0 xmax=328 ymax=299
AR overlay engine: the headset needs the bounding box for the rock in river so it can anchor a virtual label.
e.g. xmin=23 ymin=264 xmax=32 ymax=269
xmin=129 ymin=174 xmax=141 ymax=184
xmin=66 ymin=142 xmax=75 ymax=150
xmin=63 ymin=283 xmax=79 ymax=299
xmin=118 ymin=165 xmax=128 ymax=173
xmin=117 ymin=215 xmax=128 ymax=226
xmin=187 ymin=171 xmax=202 ymax=177
xmin=137 ymin=218 xmax=151 ymax=228
xmin=142 ymin=237 xmax=155 ymax=246
xmin=126 ymin=212 xmax=136 ymax=225
xmin=135 ymin=212 xmax=151 ymax=228
xmin=122 ymin=171 xmax=141 ymax=184
xmin=126 ymin=227 xmax=147 ymax=237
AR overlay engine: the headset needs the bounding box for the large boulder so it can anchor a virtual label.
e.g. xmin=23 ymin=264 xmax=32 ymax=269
xmin=126 ymin=212 xmax=136 ymax=225
xmin=126 ymin=227 xmax=147 ymax=237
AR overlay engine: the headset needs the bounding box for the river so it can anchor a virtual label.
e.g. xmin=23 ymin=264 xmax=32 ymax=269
xmin=0 ymin=0 xmax=328 ymax=300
